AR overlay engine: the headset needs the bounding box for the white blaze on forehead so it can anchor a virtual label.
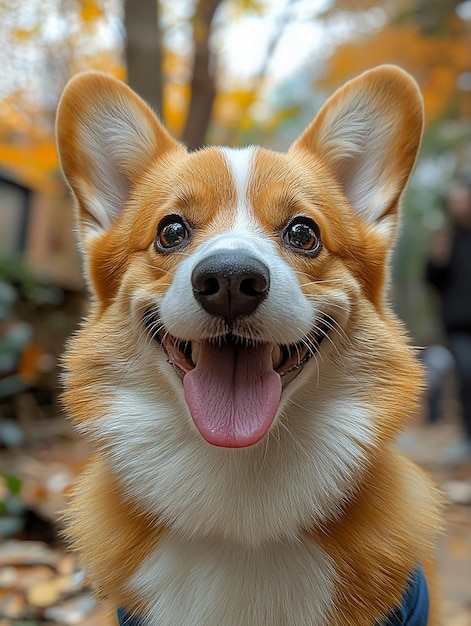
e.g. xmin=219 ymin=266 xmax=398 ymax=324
xmin=158 ymin=144 xmax=316 ymax=343
xmin=220 ymin=146 xmax=258 ymax=229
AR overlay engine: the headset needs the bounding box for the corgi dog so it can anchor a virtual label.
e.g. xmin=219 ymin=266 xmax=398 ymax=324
xmin=56 ymin=65 xmax=441 ymax=626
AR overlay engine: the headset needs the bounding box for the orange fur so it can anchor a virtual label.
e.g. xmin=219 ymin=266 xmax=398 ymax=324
xmin=314 ymin=452 xmax=441 ymax=625
xmin=66 ymin=457 xmax=164 ymax=608
xmin=56 ymin=66 xmax=442 ymax=625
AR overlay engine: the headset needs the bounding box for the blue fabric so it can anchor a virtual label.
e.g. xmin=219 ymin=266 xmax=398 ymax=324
xmin=117 ymin=607 xmax=143 ymax=626
xmin=117 ymin=565 xmax=429 ymax=626
xmin=381 ymin=566 xmax=429 ymax=625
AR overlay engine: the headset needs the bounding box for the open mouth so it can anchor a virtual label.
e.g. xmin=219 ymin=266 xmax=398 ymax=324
xmin=143 ymin=309 xmax=330 ymax=448
xmin=144 ymin=310 xmax=329 ymax=381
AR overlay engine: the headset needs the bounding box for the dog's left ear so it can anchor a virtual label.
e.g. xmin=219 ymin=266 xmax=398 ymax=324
xmin=289 ymin=65 xmax=423 ymax=240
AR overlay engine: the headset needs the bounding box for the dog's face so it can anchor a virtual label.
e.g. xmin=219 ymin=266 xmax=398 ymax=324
xmin=57 ymin=66 xmax=423 ymax=545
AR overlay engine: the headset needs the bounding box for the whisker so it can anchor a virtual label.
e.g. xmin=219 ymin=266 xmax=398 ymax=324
xmin=116 ymin=304 xmax=169 ymax=388
xmin=256 ymin=430 xmax=272 ymax=479
xmin=301 ymin=278 xmax=346 ymax=287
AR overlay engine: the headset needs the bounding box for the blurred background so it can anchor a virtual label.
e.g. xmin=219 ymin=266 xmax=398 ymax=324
xmin=0 ymin=0 xmax=470 ymax=624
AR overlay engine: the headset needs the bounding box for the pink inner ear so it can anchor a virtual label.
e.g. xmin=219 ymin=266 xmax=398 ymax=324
xmin=288 ymin=66 xmax=423 ymax=233
xmin=57 ymin=71 xmax=184 ymax=241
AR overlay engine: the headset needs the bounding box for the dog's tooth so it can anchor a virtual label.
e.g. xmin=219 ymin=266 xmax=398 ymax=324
xmin=191 ymin=341 xmax=201 ymax=365
xmin=271 ymin=345 xmax=282 ymax=369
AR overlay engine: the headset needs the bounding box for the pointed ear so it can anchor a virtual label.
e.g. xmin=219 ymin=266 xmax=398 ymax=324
xmin=56 ymin=71 xmax=185 ymax=245
xmin=289 ymin=65 xmax=423 ymax=239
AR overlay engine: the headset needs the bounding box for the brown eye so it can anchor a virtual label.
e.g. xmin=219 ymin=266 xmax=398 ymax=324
xmin=155 ymin=215 xmax=190 ymax=252
xmin=283 ymin=218 xmax=321 ymax=254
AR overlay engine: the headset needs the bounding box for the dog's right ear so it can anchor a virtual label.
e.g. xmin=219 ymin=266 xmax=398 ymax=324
xmin=56 ymin=72 xmax=184 ymax=247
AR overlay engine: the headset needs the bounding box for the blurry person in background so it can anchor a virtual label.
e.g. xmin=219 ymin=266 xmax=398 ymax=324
xmin=426 ymin=178 xmax=471 ymax=462
xmin=420 ymin=342 xmax=454 ymax=425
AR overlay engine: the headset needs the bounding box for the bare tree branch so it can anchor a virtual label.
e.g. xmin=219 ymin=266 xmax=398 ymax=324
xmin=181 ymin=0 xmax=223 ymax=150
xmin=124 ymin=0 xmax=163 ymax=115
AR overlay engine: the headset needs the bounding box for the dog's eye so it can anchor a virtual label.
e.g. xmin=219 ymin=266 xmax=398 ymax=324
xmin=283 ymin=218 xmax=321 ymax=254
xmin=155 ymin=215 xmax=190 ymax=251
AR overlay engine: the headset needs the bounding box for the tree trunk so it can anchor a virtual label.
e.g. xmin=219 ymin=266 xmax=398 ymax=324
xmin=124 ymin=0 xmax=163 ymax=116
xmin=181 ymin=0 xmax=223 ymax=150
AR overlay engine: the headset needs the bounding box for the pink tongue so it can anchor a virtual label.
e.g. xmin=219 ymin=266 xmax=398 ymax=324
xmin=183 ymin=341 xmax=282 ymax=448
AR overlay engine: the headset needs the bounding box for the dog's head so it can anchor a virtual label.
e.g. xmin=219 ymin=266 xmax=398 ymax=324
xmin=56 ymin=66 xmax=423 ymax=540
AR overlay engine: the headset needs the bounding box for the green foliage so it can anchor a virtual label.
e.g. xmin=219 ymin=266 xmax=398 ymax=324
xmin=0 ymin=256 xmax=65 ymax=399
xmin=0 ymin=256 xmax=64 ymax=310
xmin=0 ymin=471 xmax=25 ymax=538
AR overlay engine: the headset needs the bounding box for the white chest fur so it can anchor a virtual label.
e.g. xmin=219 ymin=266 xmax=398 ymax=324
xmin=128 ymin=533 xmax=334 ymax=626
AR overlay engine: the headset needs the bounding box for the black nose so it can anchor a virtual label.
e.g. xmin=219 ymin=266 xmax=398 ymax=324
xmin=191 ymin=251 xmax=270 ymax=322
